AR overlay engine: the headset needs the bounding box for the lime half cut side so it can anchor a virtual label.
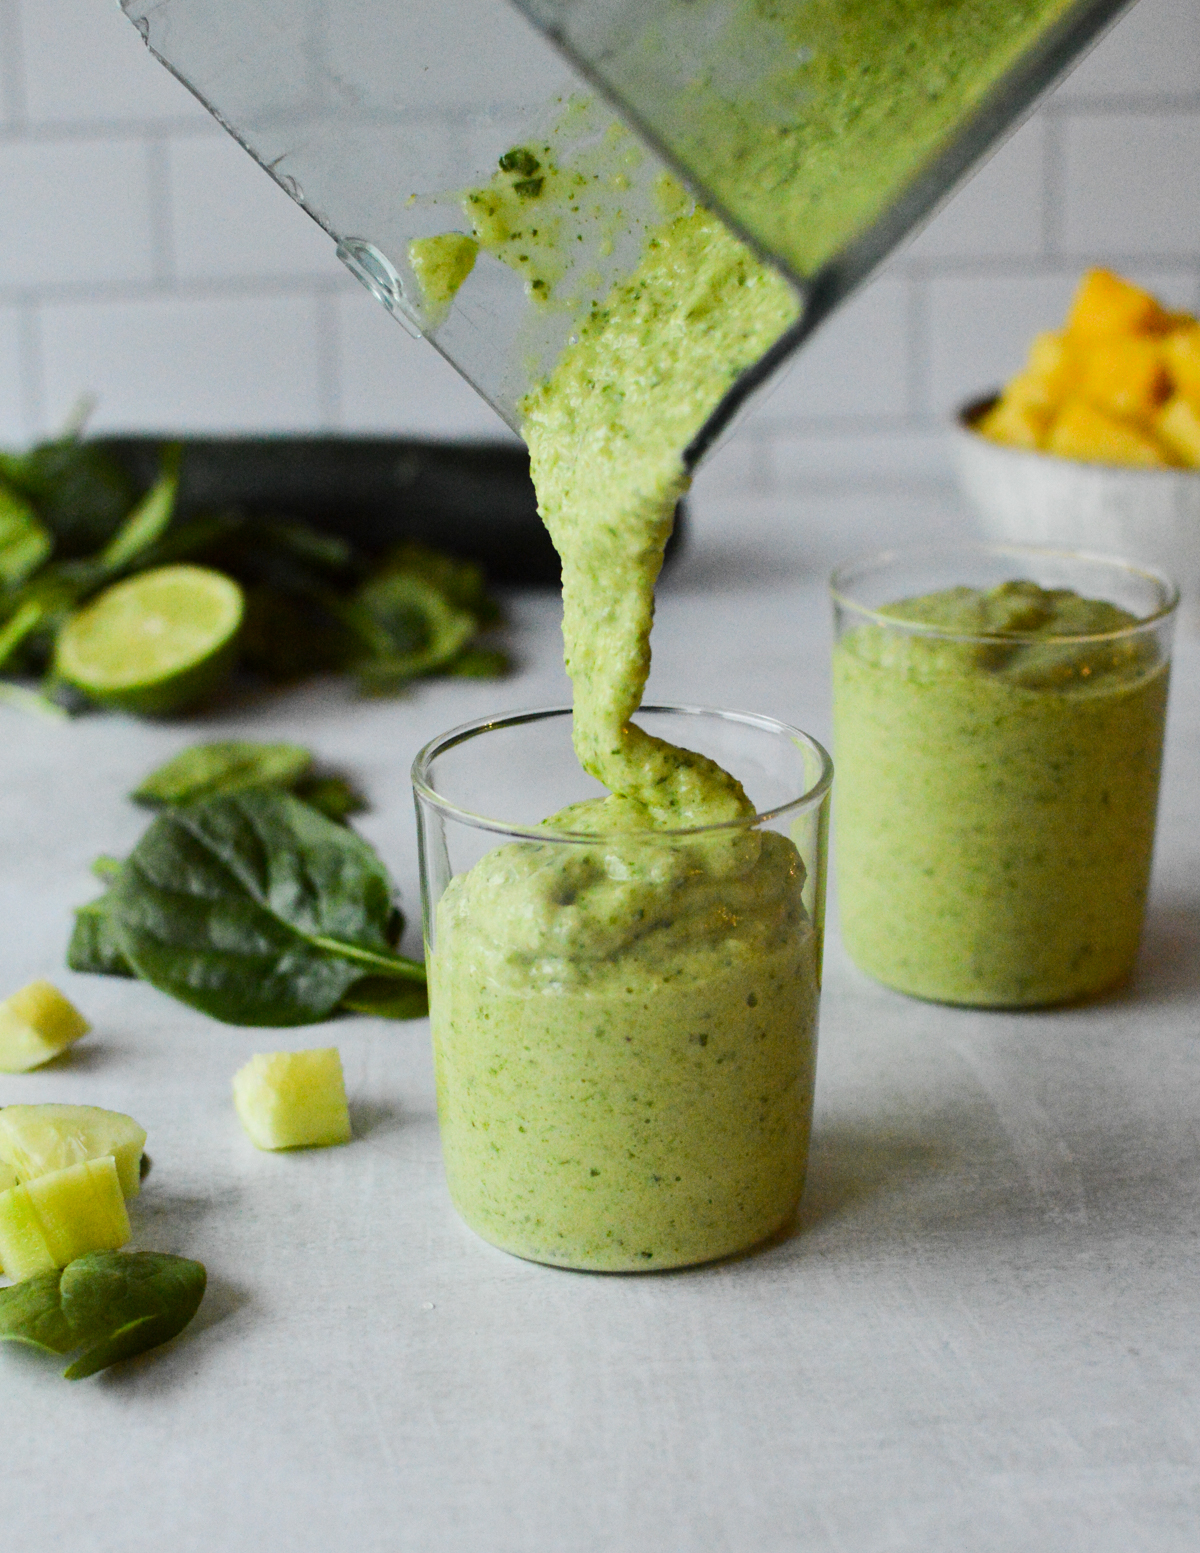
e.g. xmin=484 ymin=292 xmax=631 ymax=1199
xmin=55 ymin=564 xmax=244 ymax=716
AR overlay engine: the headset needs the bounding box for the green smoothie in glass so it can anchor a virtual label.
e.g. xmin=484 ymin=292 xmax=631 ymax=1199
xmin=832 ymin=555 xmax=1177 ymax=1007
xmin=429 ymin=796 xmax=821 ymax=1270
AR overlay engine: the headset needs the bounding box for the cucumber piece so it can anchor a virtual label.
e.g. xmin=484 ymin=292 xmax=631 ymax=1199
xmin=0 ymin=1105 xmax=147 ymax=1199
xmin=232 ymin=1048 xmax=352 ymax=1150
xmin=0 ymin=981 xmax=89 ymax=1072
xmin=0 ymin=1157 xmax=130 ymax=1282
xmin=0 ymin=1185 xmax=49 ymax=1281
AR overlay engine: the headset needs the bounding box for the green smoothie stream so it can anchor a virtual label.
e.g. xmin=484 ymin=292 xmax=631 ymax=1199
xmin=833 ymin=581 xmax=1170 ymax=1007
xmin=417 ymin=0 xmax=1081 ymax=1267
xmin=429 ymin=209 xmax=818 ymax=1270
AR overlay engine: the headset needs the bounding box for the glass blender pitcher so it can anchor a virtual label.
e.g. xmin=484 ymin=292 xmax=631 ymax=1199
xmin=120 ymin=0 xmax=1133 ymax=463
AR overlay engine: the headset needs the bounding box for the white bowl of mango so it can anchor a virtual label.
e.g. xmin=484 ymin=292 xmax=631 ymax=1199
xmin=956 ymin=269 xmax=1200 ymax=621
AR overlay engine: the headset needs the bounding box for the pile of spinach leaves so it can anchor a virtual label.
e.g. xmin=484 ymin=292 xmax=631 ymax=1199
xmin=70 ymin=742 xmax=428 ymax=1025
xmin=0 ymin=432 xmax=510 ymax=719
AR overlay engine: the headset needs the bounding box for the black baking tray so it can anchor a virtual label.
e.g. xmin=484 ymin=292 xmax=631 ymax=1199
xmin=95 ymin=437 xmax=685 ymax=588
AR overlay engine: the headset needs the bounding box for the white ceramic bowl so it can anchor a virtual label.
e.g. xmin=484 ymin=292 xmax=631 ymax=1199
xmin=955 ymin=395 xmax=1200 ymax=626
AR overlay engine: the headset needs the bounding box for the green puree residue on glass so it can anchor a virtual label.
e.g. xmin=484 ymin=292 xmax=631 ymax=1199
xmin=624 ymin=0 xmax=1078 ymax=277
xmin=834 ymin=581 xmax=1170 ymax=1007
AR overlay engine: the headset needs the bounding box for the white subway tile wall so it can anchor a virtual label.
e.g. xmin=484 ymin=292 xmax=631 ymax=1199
xmin=39 ymin=293 xmax=333 ymax=432
xmin=0 ymin=0 xmax=1195 ymax=505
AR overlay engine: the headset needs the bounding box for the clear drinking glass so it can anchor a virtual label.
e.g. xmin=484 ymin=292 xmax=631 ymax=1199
xmin=830 ymin=543 xmax=1178 ymax=1008
xmin=412 ymin=705 xmax=832 ymax=1271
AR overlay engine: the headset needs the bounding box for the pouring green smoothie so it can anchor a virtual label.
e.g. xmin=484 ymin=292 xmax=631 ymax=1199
xmin=425 ymin=205 xmax=821 ymax=1270
xmin=415 ymin=0 xmax=1093 ymax=1265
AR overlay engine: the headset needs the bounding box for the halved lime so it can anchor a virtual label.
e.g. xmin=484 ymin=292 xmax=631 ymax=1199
xmin=55 ymin=564 xmax=244 ymax=716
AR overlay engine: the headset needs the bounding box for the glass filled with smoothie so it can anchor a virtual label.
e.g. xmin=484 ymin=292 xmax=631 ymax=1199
xmin=413 ymin=705 xmax=832 ymax=1271
xmin=831 ymin=543 xmax=1177 ymax=1008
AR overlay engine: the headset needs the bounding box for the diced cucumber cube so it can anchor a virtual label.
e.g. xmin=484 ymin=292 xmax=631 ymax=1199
xmin=232 ymin=1048 xmax=352 ymax=1151
xmin=0 ymin=1157 xmax=130 ymax=1282
xmin=0 ymin=1183 xmax=50 ymax=1280
xmin=0 ymin=980 xmax=90 ymax=1072
xmin=0 ymin=1105 xmax=147 ymax=1199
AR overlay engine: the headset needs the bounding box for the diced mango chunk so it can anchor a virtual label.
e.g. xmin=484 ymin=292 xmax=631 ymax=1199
xmin=0 ymin=1104 xmax=147 ymax=1199
xmin=1164 ymin=325 xmax=1200 ymax=403
xmin=0 ymin=1156 xmax=130 ymax=1282
xmin=1065 ymin=268 xmax=1171 ymax=340
xmin=1005 ymin=369 xmax=1059 ymax=417
xmin=1077 ymin=335 xmax=1169 ymax=422
xmin=1157 ymin=395 xmax=1200 ymax=468
xmin=232 ymin=1048 xmax=352 ymax=1151
xmin=1024 ymin=330 xmax=1078 ymax=401
xmin=977 ymin=395 xmax=1045 ymax=450
xmin=0 ymin=980 xmax=90 ymax=1072
xmin=1046 ymin=398 xmax=1166 ymax=467
xmin=978 ymin=271 xmax=1200 ymax=468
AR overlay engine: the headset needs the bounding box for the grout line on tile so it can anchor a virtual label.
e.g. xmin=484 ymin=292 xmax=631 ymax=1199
xmin=0 ymin=273 xmax=352 ymax=311
xmin=0 ymin=0 xmax=27 ymax=129
xmin=874 ymin=253 xmax=1198 ymax=283
xmin=1043 ymin=93 xmax=1200 ymax=118
xmin=314 ymin=286 xmax=340 ymax=429
xmin=18 ymin=303 xmax=42 ymax=442
xmin=1042 ymin=112 xmax=1064 ymax=256
xmin=906 ymin=275 xmax=930 ymax=422
xmin=146 ymin=136 xmax=174 ymax=284
xmin=0 ymin=116 xmax=223 ymax=145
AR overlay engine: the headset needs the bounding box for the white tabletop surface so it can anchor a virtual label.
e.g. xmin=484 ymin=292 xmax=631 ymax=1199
xmin=2 ymin=491 xmax=1198 ymax=1553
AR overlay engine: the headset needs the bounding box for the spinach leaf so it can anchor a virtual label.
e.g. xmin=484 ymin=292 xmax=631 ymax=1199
xmin=346 ymin=572 xmax=477 ymax=693
xmin=68 ymin=890 xmax=135 ymax=978
xmin=378 ymin=541 xmax=503 ymax=628
xmin=129 ymin=510 xmax=246 ymax=574
xmin=340 ymin=976 xmax=429 ymax=1020
xmin=0 ymin=1269 xmax=75 ymax=1355
xmin=131 ymin=740 xmax=314 ymax=808
xmin=0 ymin=564 xmax=98 ymax=674
xmin=0 ymin=1252 xmax=206 ymax=1379
xmin=292 ymin=773 xmax=367 ymax=824
xmin=110 ymin=790 xmax=424 ymax=1026
xmin=0 ymin=595 xmax=49 ymax=671
xmin=130 ymin=741 xmax=366 ymax=824
xmin=447 ymin=645 xmax=512 ymax=679
xmin=0 ymin=437 xmax=134 ymax=558
xmin=95 ymin=443 xmax=181 ymax=577
xmin=0 ymin=487 xmax=53 ymax=586
xmin=59 ymin=1250 xmax=206 ymax=1380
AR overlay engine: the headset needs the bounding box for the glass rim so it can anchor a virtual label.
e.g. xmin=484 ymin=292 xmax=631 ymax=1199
xmin=829 ymin=540 xmax=1180 ymax=645
xmin=411 ymin=704 xmax=833 ymax=844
